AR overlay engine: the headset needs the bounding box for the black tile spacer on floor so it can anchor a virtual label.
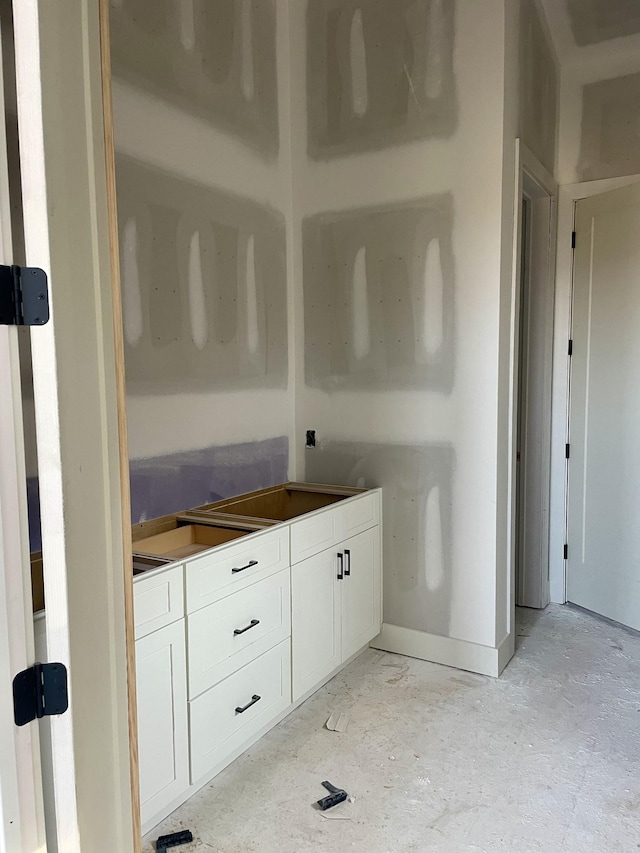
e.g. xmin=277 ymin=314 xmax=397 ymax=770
xmin=155 ymin=829 xmax=193 ymax=851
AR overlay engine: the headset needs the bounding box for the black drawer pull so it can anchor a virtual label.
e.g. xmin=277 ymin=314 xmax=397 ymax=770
xmin=235 ymin=694 xmax=261 ymax=714
xmin=344 ymin=548 xmax=351 ymax=576
xmin=232 ymin=559 xmax=258 ymax=574
xmin=234 ymin=619 xmax=260 ymax=636
xmin=337 ymin=552 xmax=344 ymax=580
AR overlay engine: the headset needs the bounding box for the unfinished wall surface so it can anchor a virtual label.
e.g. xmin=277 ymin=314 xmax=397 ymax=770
xmin=130 ymin=438 xmax=288 ymax=523
xmin=306 ymin=441 xmax=454 ymax=637
xmin=556 ymin=4 xmax=640 ymax=185
xmin=116 ymin=156 xmax=287 ymax=395
xmin=577 ymin=72 xmax=640 ymax=181
xmin=110 ymin=0 xmax=279 ymax=155
xmin=567 ymin=0 xmax=640 ymax=46
xmin=303 ymin=195 xmax=455 ymax=392
xmin=307 ymin=0 xmax=457 ymax=159
xmin=110 ymin=0 xmax=294 ymax=521
xmin=107 ymin=0 xmax=519 ymax=673
xmin=518 ymin=0 xmax=558 ymax=174
xmin=290 ymin=0 xmax=515 ymax=669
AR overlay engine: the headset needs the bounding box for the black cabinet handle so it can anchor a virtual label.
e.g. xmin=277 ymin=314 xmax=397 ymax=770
xmin=344 ymin=548 xmax=351 ymax=577
xmin=235 ymin=694 xmax=261 ymax=714
xmin=337 ymin=552 xmax=344 ymax=580
xmin=234 ymin=619 xmax=260 ymax=636
xmin=232 ymin=559 xmax=258 ymax=574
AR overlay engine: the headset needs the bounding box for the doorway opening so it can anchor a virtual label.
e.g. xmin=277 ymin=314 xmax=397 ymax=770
xmin=513 ymin=146 xmax=557 ymax=611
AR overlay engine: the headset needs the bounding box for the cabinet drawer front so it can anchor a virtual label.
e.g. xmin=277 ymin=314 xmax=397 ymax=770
xmin=337 ymin=491 xmax=380 ymax=541
xmin=189 ymin=640 xmax=291 ymax=784
xmin=134 ymin=565 xmax=184 ymax=640
xmin=290 ymin=507 xmax=339 ymax=564
xmin=186 ymin=527 xmax=289 ymax=613
xmin=187 ymin=569 xmax=291 ymax=698
xmin=136 ymin=621 xmax=189 ymax=828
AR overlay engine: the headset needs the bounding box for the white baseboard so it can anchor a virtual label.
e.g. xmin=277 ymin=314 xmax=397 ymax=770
xmin=370 ymin=624 xmax=514 ymax=678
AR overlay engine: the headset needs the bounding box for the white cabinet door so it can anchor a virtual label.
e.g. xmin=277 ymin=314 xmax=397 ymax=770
xmin=341 ymin=528 xmax=382 ymax=661
xmin=136 ymin=620 xmax=189 ymax=831
xmin=291 ymin=548 xmax=342 ymax=701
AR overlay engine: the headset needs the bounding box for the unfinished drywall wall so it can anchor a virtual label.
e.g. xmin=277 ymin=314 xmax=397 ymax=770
xmin=116 ymin=156 xmax=287 ymax=394
xmin=556 ymin=5 xmax=640 ymax=185
xmin=291 ymin=0 xmax=516 ymax=670
xmin=307 ymin=0 xmax=457 ymax=159
xmin=110 ymin=0 xmax=279 ymax=156
xmin=567 ymin=0 xmax=640 ymax=46
xmin=303 ymin=195 xmax=455 ymax=392
xmin=110 ymin=0 xmax=294 ymax=520
xmin=307 ymin=441 xmax=454 ymax=637
xmin=130 ymin=437 xmax=288 ymax=522
xmin=519 ymin=0 xmax=558 ymax=174
xmin=577 ymin=72 xmax=640 ymax=181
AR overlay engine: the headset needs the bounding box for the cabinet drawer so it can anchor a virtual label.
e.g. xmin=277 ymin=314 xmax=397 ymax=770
xmin=338 ymin=490 xmax=380 ymax=541
xmin=290 ymin=507 xmax=339 ymax=564
xmin=189 ymin=639 xmax=291 ymax=784
xmin=290 ymin=491 xmax=381 ymax=564
xmin=187 ymin=568 xmax=291 ymax=698
xmin=186 ymin=527 xmax=289 ymax=613
xmin=134 ymin=565 xmax=184 ymax=640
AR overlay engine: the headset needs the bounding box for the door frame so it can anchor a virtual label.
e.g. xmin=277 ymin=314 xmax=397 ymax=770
xmin=549 ymin=173 xmax=640 ymax=604
xmin=508 ymin=140 xmax=557 ymax=636
xmin=0 ymin=8 xmax=46 ymax=845
xmin=11 ymin=1 xmax=139 ymax=849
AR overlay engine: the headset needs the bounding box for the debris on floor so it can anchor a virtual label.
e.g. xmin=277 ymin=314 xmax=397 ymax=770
xmin=155 ymin=829 xmax=193 ymax=851
xmin=325 ymin=710 xmax=351 ymax=732
xmin=315 ymin=779 xmax=348 ymax=811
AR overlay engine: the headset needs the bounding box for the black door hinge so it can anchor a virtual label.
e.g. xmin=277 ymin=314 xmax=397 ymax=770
xmin=571 ymin=231 xmax=576 ymax=249
xmin=568 ymin=339 xmax=573 ymax=356
xmin=13 ymin=662 xmax=68 ymax=727
xmin=566 ymin=443 xmax=571 ymax=459
xmin=0 ymin=265 xmax=49 ymax=326
xmin=564 ymin=543 xmax=568 ymax=560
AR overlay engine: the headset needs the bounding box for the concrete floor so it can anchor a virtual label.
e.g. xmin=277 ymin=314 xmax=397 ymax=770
xmin=144 ymin=605 xmax=640 ymax=852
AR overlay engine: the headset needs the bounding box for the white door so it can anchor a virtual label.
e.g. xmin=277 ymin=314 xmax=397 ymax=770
xmin=0 ymin=10 xmax=46 ymax=848
xmin=567 ymin=183 xmax=640 ymax=629
xmin=341 ymin=528 xmax=381 ymax=661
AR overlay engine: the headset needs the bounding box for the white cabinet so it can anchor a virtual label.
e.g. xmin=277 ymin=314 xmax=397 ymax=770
xmin=134 ymin=563 xmax=183 ymax=640
xmin=291 ymin=525 xmax=382 ymax=702
xmin=187 ymin=568 xmax=291 ymax=698
xmin=136 ymin=620 xmax=189 ymax=832
xmin=189 ymin=639 xmax=291 ymax=783
xmin=341 ymin=527 xmax=382 ymax=661
xmin=185 ymin=526 xmax=289 ymax=614
xmin=131 ymin=484 xmax=382 ymax=833
xmin=291 ymin=548 xmax=342 ymax=701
